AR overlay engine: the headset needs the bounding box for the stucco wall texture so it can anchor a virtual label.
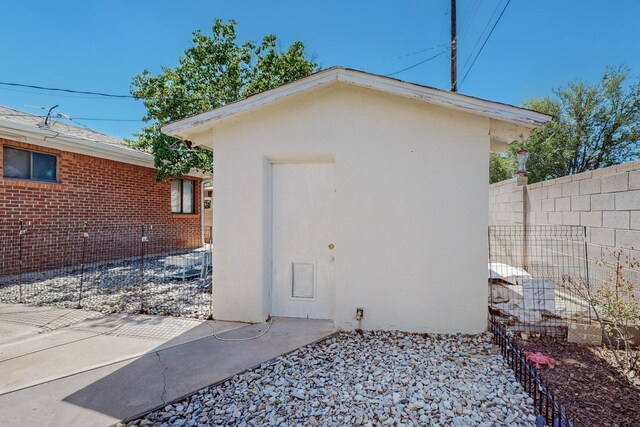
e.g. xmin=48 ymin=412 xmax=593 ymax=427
xmin=207 ymin=83 xmax=492 ymax=333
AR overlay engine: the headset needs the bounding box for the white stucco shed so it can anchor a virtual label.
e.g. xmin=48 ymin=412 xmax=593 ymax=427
xmin=163 ymin=67 xmax=551 ymax=333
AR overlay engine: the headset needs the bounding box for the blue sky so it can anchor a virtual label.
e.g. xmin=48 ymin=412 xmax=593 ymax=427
xmin=1 ymin=0 xmax=639 ymax=139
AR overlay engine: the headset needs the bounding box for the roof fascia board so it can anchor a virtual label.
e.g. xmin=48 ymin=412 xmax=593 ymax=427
xmin=162 ymin=70 xmax=339 ymax=138
xmin=0 ymin=119 xmax=155 ymax=168
xmin=163 ymin=68 xmax=551 ymax=139
xmin=338 ymin=69 xmax=551 ymax=127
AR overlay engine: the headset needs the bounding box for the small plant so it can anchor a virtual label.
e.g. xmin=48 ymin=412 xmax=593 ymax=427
xmin=566 ymin=248 xmax=640 ymax=377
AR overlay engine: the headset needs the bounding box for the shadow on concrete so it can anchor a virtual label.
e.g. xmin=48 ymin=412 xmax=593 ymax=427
xmin=59 ymin=317 xmax=336 ymax=423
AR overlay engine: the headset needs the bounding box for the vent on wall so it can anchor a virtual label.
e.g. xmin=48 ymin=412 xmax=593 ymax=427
xmin=291 ymin=261 xmax=315 ymax=299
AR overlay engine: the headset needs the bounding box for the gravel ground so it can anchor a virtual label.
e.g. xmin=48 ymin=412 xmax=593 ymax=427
xmin=128 ymin=331 xmax=536 ymax=427
xmin=0 ymin=254 xmax=212 ymax=319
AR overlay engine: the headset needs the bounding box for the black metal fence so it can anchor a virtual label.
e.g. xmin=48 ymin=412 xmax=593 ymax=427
xmin=0 ymin=221 xmax=212 ymax=319
xmin=488 ymin=225 xmax=592 ymax=336
xmin=490 ymin=319 xmax=580 ymax=427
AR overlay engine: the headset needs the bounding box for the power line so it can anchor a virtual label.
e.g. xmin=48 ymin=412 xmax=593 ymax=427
xmin=0 ymin=113 xmax=143 ymax=122
xmin=386 ymin=50 xmax=447 ymax=77
xmin=0 ymin=81 xmax=213 ymax=102
xmin=0 ymin=81 xmax=134 ymax=98
xmin=459 ymin=0 xmax=511 ymax=88
xmin=361 ymin=44 xmax=449 ymax=70
xmin=460 ymin=0 xmax=506 ymax=74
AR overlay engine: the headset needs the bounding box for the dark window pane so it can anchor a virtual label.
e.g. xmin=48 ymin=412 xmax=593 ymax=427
xmin=32 ymin=152 xmax=57 ymax=182
xmin=3 ymin=147 xmax=30 ymax=179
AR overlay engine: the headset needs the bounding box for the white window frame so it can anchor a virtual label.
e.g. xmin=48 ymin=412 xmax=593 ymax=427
xmin=171 ymin=178 xmax=196 ymax=214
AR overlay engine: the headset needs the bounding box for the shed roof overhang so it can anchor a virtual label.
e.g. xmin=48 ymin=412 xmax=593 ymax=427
xmin=162 ymin=67 xmax=552 ymax=151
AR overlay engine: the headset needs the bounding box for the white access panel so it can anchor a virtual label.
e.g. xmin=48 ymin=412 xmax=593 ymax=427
xmin=271 ymin=162 xmax=335 ymax=319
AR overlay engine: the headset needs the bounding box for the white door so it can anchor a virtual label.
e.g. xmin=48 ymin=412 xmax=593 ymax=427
xmin=272 ymin=162 xmax=335 ymax=319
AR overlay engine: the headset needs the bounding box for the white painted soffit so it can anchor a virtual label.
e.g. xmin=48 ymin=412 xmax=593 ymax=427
xmin=162 ymin=67 xmax=553 ymax=142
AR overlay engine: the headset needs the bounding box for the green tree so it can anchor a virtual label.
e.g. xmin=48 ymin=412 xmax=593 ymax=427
xmin=491 ymin=67 xmax=640 ymax=184
xmin=129 ymin=19 xmax=318 ymax=180
xmin=489 ymin=153 xmax=514 ymax=184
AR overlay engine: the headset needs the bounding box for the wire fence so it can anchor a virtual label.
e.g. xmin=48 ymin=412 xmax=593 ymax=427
xmin=490 ymin=319 xmax=580 ymax=427
xmin=488 ymin=225 xmax=592 ymax=336
xmin=0 ymin=221 xmax=212 ymax=319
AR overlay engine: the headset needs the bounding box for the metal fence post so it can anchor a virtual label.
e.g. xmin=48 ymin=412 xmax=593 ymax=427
xmin=17 ymin=220 xmax=26 ymax=303
xmin=77 ymin=223 xmax=88 ymax=308
xmin=139 ymin=224 xmax=148 ymax=314
xmin=582 ymin=226 xmax=592 ymax=325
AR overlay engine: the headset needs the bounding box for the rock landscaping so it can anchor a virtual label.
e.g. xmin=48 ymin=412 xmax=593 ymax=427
xmin=0 ymin=254 xmax=212 ymax=319
xmin=128 ymin=331 xmax=536 ymax=427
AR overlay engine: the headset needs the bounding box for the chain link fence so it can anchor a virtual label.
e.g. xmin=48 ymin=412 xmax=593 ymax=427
xmin=0 ymin=221 xmax=212 ymax=319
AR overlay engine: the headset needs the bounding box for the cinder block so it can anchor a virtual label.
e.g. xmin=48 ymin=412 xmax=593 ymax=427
xmin=571 ymin=171 xmax=593 ymax=181
xmin=541 ymin=198 xmax=555 ymax=212
xmin=562 ymin=181 xmax=580 ymax=196
xmin=586 ymin=243 xmax=603 ymax=259
xmin=512 ymin=212 xmax=525 ymax=224
xmin=591 ymin=228 xmax=616 ymax=246
xmin=528 ymin=187 xmax=548 ymax=200
xmin=512 ymin=201 xmax=524 ymax=213
xmin=528 ymin=182 xmax=543 ymax=189
xmin=548 ymin=212 xmax=563 ymax=225
xmin=568 ymin=323 xmax=602 ymax=345
xmin=602 ymin=173 xmax=629 ymax=193
xmin=615 ymin=190 xmax=640 ymax=210
xmin=534 ymin=211 xmax=548 ymax=225
xmin=593 ymin=165 xmax=619 ymax=177
xmin=571 ymin=195 xmax=591 ymax=211
xmin=616 ymin=161 xmax=640 ymax=173
xmin=591 ymin=193 xmax=615 ymax=211
xmin=630 ymin=171 xmax=640 ymax=190
xmin=631 ymin=212 xmax=640 ymax=230
xmin=580 ymin=178 xmax=601 ymax=195
xmin=615 ymin=229 xmax=640 ymax=250
xmin=581 ymin=211 xmax=602 ymax=227
xmin=547 ymin=185 xmax=562 ymax=199
xmin=528 ymin=199 xmax=542 ymax=212
xmin=556 ymin=197 xmax=571 ymax=211
xmin=562 ymin=211 xmax=580 ymax=226
xmin=603 ymin=211 xmax=630 ymax=229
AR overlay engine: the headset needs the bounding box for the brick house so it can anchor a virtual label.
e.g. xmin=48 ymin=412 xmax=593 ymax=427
xmin=0 ymin=106 xmax=208 ymax=273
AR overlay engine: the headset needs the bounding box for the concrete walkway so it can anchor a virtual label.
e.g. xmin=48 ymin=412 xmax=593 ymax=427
xmin=0 ymin=303 xmax=337 ymax=426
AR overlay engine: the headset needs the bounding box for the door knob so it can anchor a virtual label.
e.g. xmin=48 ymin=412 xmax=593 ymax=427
xmin=328 ymin=243 xmax=335 ymax=250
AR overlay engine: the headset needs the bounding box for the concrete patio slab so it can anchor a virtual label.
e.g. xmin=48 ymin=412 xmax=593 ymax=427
xmin=0 ymin=309 xmax=242 ymax=395
xmin=0 ymin=305 xmax=337 ymax=427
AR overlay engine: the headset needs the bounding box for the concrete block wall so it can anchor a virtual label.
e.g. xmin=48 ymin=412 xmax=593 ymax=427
xmin=489 ymin=160 xmax=640 ymax=284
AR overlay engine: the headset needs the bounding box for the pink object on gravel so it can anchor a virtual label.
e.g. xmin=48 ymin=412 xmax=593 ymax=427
xmin=524 ymin=351 xmax=555 ymax=368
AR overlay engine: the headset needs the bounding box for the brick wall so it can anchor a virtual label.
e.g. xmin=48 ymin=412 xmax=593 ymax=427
xmin=0 ymin=138 xmax=203 ymax=274
xmin=489 ymin=160 xmax=640 ymax=284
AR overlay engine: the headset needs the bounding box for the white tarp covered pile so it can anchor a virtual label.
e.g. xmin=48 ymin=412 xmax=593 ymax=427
xmin=489 ymin=263 xmax=556 ymax=323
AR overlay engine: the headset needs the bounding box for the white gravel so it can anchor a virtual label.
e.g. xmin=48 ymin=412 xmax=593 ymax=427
xmin=128 ymin=331 xmax=536 ymax=427
xmin=0 ymin=255 xmax=212 ymax=319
